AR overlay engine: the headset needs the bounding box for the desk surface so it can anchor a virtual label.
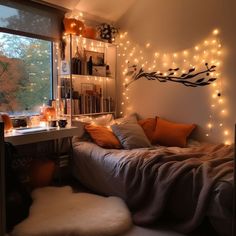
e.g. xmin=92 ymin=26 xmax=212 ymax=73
xmin=4 ymin=126 xmax=80 ymax=146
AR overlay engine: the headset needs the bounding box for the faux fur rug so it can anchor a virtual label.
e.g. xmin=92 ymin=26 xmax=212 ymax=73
xmin=10 ymin=186 xmax=132 ymax=236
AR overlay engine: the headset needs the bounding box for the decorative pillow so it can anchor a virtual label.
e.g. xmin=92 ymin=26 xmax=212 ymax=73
xmin=112 ymin=113 xmax=138 ymax=125
xmin=152 ymin=117 xmax=196 ymax=147
xmin=111 ymin=123 xmax=151 ymax=150
xmin=85 ymin=124 xmax=121 ymax=149
xmin=77 ymin=114 xmax=114 ymax=126
xmin=138 ymin=117 xmax=157 ymax=144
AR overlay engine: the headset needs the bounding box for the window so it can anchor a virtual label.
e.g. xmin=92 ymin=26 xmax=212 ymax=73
xmin=0 ymin=0 xmax=65 ymax=116
xmin=0 ymin=32 xmax=52 ymax=115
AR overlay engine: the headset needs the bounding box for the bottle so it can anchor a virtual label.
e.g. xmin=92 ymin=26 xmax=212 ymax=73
xmin=106 ymin=64 xmax=111 ymax=77
xmin=87 ymin=56 xmax=93 ymax=75
xmin=72 ymin=47 xmax=82 ymax=74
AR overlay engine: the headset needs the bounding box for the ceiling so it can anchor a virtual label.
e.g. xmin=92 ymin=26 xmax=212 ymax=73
xmin=40 ymin=0 xmax=137 ymax=22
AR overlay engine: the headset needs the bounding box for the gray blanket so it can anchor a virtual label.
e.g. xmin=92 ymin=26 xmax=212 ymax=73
xmin=72 ymin=141 xmax=234 ymax=236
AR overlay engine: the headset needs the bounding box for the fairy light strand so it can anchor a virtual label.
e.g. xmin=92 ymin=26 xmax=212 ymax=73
xmin=117 ymin=29 xmax=230 ymax=144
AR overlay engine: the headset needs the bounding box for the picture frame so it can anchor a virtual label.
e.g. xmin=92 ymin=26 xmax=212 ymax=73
xmin=81 ymin=83 xmax=95 ymax=94
xmin=84 ymin=50 xmax=104 ymax=66
xmin=92 ymin=65 xmax=106 ymax=77
xmin=60 ymin=60 xmax=70 ymax=75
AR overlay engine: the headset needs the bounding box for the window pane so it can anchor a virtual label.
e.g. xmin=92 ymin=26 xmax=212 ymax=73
xmin=0 ymin=32 xmax=52 ymax=115
xmin=0 ymin=0 xmax=64 ymax=40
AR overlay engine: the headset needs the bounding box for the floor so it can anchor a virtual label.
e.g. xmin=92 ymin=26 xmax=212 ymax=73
xmin=122 ymin=225 xmax=211 ymax=236
xmin=123 ymin=226 xmax=187 ymax=236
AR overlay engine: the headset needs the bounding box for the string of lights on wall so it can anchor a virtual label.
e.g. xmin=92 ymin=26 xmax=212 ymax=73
xmin=117 ymin=29 xmax=231 ymax=145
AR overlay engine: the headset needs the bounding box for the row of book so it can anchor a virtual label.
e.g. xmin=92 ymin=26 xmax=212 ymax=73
xmin=62 ymin=95 xmax=114 ymax=115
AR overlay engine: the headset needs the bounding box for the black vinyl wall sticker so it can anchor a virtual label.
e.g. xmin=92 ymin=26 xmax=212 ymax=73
xmin=125 ymin=63 xmax=217 ymax=88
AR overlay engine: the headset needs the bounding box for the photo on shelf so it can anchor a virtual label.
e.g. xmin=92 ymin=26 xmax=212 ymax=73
xmin=60 ymin=60 xmax=70 ymax=75
xmin=92 ymin=66 xmax=106 ymax=77
xmin=84 ymin=50 xmax=104 ymax=66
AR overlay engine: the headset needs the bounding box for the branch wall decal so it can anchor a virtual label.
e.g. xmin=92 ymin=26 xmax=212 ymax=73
xmin=125 ymin=63 xmax=217 ymax=88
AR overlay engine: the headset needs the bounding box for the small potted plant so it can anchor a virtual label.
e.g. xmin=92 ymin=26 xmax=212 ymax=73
xmin=97 ymin=23 xmax=118 ymax=43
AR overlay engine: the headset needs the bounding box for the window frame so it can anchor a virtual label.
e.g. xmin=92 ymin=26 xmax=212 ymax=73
xmin=0 ymin=0 xmax=65 ymax=115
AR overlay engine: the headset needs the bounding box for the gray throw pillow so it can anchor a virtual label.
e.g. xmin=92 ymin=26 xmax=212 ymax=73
xmin=111 ymin=123 xmax=151 ymax=149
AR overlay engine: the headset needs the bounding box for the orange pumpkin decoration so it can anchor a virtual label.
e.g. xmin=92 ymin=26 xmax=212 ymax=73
xmin=0 ymin=113 xmax=13 ymax=131
xmin=83 ymin=26 xmax=97 ymax=39
xmin=63 ymin=18 xmax=85 ymax=36
xmin=40 ymin=106 xmax=56 ymax=121
xmin=29 ymin=159 xmax=56 ymax=188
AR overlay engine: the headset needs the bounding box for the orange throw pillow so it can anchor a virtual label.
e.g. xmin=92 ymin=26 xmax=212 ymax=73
xmin=153 ymin=118 xmax=196 ymax=147
xmin=138 ymin=118 xmax=156 ymax=144
xmin=85 ymin=124 xmax=121 ymax=149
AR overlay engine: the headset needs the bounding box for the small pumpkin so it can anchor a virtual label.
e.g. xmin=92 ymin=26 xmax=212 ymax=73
xmin=40 ymin=106 xmax=56 ymax=121
xmin=0 ymin=113 xmax=13 ymax=131
xmin=83 ymin=26 xmax=97 ymax=39
xmin=29 ymin=159 xmax=56 ymax=188
xmin=63 ymin=18 xmax=85 ymax=36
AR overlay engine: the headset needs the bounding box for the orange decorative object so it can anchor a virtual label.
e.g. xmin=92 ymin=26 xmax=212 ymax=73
xmin=29 ymin=159 xmax=56 ymax=188
xmin=83 ymin=26 xmax=97 ymax=39
xmin=40 ymin=106 xmax=56 ymax=121
xmin=63 ymin=18 xmax=85 ymax=36
xmin=0 ymin=113 xmax=13 ymax=131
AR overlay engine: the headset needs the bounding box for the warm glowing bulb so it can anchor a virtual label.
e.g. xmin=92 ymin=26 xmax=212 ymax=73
xmin=224 ymin=140 xmax=230 ymax=145
xmin=213 ymin=29 xmax=219 ymax=35
xmin=207 ymin=123 xmax=213 ymax=129
xmin=146 ymin=43 xmax=150 ymax=48
xmin=195 ymin=46 xmax=199 ymax=50
xmin=224 ymin=130 xmax=229 ymax=136
xmin=219 ymin=123 xmax=223 ymax=127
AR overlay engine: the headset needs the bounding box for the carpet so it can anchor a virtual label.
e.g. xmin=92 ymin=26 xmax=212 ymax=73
xmin=10 ymin=186 xmax=133 ymax=236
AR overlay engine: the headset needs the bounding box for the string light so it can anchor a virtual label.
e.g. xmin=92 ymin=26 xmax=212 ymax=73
xmin=117 ymin=28 xmax=230 ymax=144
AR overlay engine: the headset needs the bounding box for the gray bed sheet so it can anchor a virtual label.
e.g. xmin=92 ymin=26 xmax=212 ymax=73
xmin=72 ymin=141 xmax=234 ymax=236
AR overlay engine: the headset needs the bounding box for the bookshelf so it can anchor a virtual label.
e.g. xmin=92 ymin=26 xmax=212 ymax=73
xmin=57 ymin=35 xmax=117 ymax=123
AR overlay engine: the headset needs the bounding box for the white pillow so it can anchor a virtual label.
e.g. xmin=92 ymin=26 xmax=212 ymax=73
xmin=75 ymin=114 xmax=114 ymax=126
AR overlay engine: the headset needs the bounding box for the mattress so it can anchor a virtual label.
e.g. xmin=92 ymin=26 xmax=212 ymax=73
xmin=72 ymin=141 xmax=234 ymax=236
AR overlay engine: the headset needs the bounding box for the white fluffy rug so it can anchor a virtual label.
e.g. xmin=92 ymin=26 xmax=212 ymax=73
xmin=10 ymin=186 xmax=132 ymax=236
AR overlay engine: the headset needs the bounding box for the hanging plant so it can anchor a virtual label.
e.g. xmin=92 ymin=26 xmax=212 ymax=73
xmin=97 ymin=23 xmax=118 ymax=43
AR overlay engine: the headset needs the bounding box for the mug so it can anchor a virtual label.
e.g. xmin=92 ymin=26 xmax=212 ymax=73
xmin=48 ymin=120 xmax=57 ymax=127
xmin=58 ymin=119 xmax=67 ymax=128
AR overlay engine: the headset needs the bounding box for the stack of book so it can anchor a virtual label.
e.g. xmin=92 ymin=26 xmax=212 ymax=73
xmin=59 ymin=81 xmax=114 ymax=115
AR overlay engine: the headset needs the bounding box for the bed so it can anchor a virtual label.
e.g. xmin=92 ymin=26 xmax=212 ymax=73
xmin=72 ymin=114 xmax=234 ymax=235
xmin=72 ymin=140 xmax=234 ymax=236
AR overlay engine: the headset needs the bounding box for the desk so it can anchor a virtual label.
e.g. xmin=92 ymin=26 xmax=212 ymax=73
xmin=4 ymin=126 xmax=80 ymax=146
xmin=2 ymin=126 xmax=80 ymax=235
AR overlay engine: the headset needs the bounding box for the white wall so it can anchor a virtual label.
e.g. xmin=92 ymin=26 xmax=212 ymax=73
xmin=116 ymin=0 xmax=236 ymax=144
